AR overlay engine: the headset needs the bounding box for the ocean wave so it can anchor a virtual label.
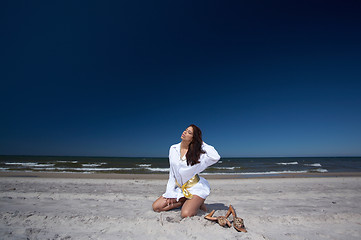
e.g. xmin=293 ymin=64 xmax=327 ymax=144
xmin=145 ymin=167 xmax=169 ymax=172
xmin=203 ymin=169 xmax=330 ymax=175
xmin=33 ymin=167 xmax=134 ymax=171
xmin=30 ymin=167 xmax=170 ymax=172
xmin=202 ymin=170 xmax=308 ymax=175
xmin=80 ymin=167 xmax=134 ymax=171
xmin=5 ymin=162 xmax=38 ymax=166
xmin=212 ymin=167 xmax=235 ymax=170
xmin=32 ymin=164 xmax=55 ymax=167
xmin=137 ymin=164 xmax=152 ymax=167
xmin=3 ymin=165 xmax=169 ymax=173
xmin=304 ymin=163 xmax=322 ymax=167
xmin=309 ymin=168 xmax=328 ymax=173
xmin=57 ymin=161 xmax=78 ymax=163
xmin=5 ymin=162 xmax=55 ymax=167
xmin=82 ymin=163 xmax=107 ymax=167
xmin=276 ymin=162 xmax=298 ymax=165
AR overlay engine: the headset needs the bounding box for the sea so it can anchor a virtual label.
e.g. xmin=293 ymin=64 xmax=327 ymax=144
xmin=1 ymin=155 xmax=360 ymax=175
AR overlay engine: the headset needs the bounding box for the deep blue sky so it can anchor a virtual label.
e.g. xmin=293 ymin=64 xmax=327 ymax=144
xmin=1 ymin=0 xmax=360 ymax=157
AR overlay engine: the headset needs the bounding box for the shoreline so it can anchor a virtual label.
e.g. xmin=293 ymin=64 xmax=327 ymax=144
xmin=1 ymin=171 xmax=361 ymax=179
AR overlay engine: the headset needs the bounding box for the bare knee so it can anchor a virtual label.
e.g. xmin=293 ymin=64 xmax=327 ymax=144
xmin=152 ymin=196 xmax=167 ymax=212
xmin=152 ymin=201 xmax=161 ymax=212
xmin=181 ymin=208 xmax=196 ymax=218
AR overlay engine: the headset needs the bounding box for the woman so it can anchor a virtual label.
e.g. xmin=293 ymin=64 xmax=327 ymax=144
xmin=152 ymin=124 xmax=220 ymax=218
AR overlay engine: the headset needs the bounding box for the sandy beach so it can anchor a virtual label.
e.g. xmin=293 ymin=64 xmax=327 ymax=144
xmin=1 ymin=174 xmax=360 ymax=240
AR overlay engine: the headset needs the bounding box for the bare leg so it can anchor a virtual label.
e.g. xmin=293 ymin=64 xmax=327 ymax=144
xmin=181 ymin=195 xmax=205 ymax=218
xmin=200 ymin=202 xmax=207 ymax=212
xmin=152 ymin=196 xmax=186 ymax=212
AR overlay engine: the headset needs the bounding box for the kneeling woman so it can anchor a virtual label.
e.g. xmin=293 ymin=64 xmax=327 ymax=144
xmin=152 ymin=124 xmax=220 ymax=218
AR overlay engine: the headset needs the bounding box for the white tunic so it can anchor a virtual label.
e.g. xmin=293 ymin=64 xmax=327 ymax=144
xmin=162 ymin=142 xmax=221 ymax=201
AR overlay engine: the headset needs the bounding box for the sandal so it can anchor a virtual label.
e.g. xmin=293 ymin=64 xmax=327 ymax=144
xmin=204 ymin=209 xmax=232 ymax=227
xmin=229 ymin=205 xmax=247 ymax=232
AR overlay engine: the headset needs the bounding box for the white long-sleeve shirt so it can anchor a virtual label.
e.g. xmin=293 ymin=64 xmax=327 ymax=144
xmin=163 ymin=142 xmax=221 ymax=199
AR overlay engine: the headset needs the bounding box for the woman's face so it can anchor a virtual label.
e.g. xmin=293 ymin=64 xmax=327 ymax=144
xmin=181 ymin=126 xmax=194 ymax=142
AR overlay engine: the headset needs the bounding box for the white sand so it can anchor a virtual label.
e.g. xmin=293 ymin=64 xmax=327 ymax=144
xmin=1 ymin=176 xmax=360 ymax=240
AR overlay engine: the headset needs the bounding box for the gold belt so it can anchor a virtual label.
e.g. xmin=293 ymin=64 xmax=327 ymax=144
xmin=175 ymin=174 xmax=200 ymax=199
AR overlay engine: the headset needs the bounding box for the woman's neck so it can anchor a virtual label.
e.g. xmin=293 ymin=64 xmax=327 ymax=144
xmin=180 ymin=141 xmax=190 ymax=150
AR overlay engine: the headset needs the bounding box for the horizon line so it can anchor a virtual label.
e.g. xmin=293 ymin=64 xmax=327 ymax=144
xmin=1 ymin=154 xmax=360 ymax=159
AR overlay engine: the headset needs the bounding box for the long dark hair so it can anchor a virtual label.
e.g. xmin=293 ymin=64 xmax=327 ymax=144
xmin=186 ymin=124 xmax=205 ymax=166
